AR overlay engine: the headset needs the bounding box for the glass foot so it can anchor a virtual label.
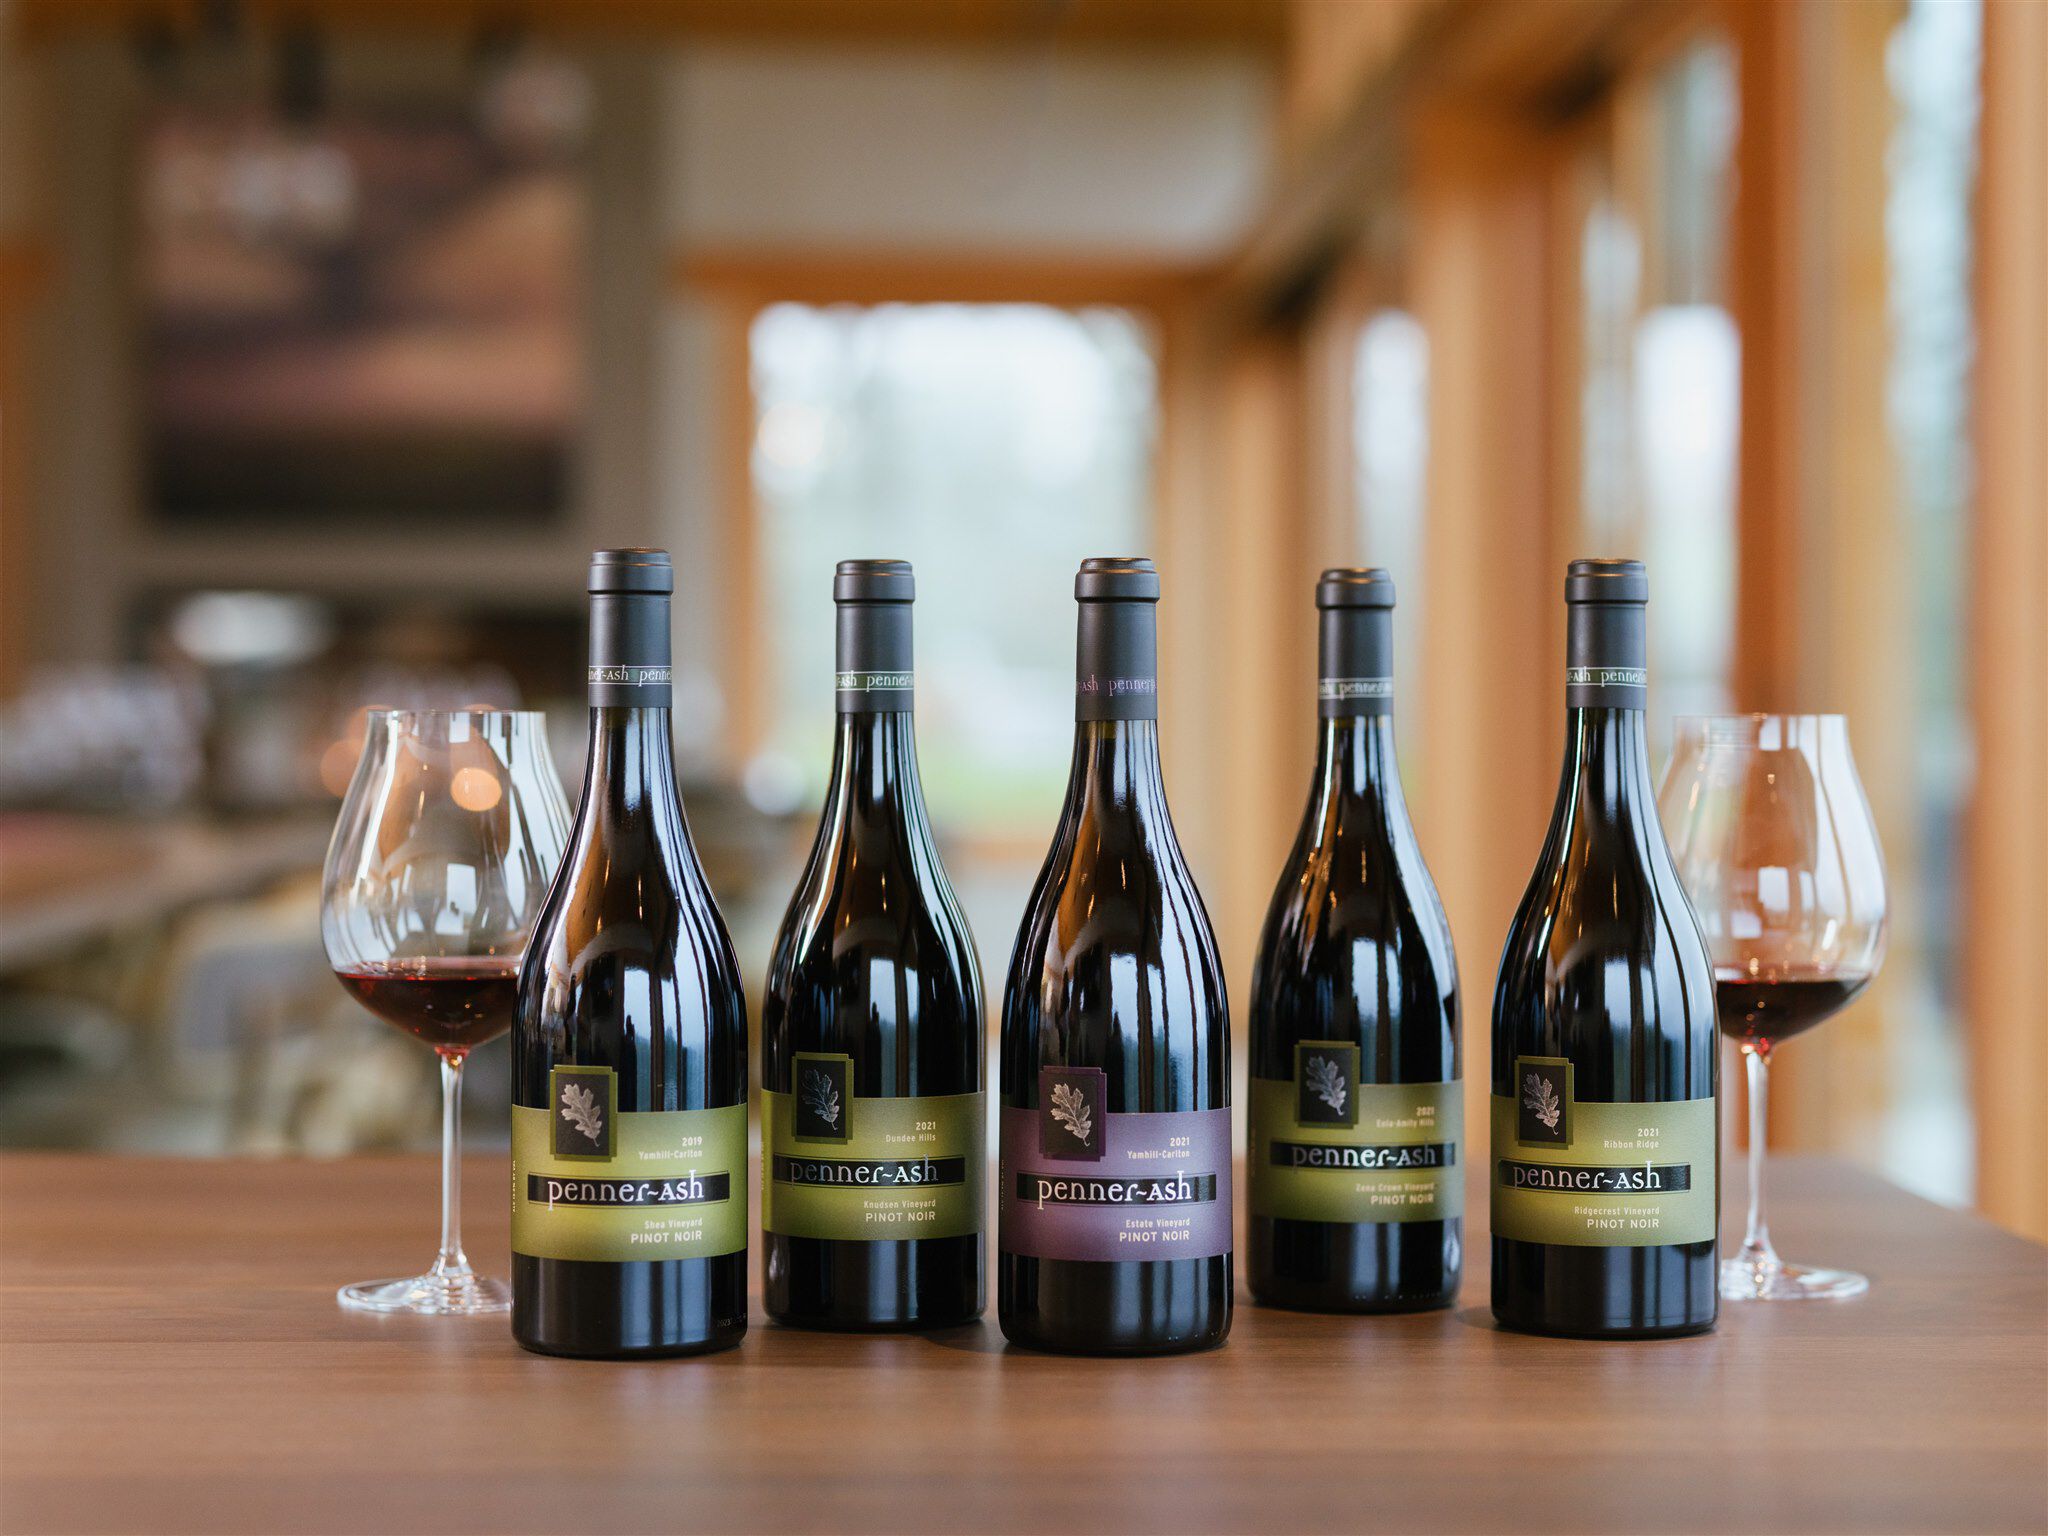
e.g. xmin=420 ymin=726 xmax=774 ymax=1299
xmin=1720 ymin=1256 xmax=1868 ymax=1301
xmin=338 ymin=1270 xmax=511 ymax=1316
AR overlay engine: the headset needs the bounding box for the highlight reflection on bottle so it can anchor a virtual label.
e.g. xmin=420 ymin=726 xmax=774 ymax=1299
xmin=997 ymin=557 xmax=1233 ymax=1356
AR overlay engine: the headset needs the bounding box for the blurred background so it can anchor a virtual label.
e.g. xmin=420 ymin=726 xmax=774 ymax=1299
xmin=0 ymin=0 xmax=2040 ymax=1242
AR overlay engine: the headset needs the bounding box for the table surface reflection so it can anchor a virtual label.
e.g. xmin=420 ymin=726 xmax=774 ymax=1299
xmin=1 ymin=1153 xmax=2041 ymax=1535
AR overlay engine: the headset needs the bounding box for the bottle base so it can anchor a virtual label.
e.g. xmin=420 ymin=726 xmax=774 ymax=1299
xmin=512 ymin=1325 xmax=747 ymax=1361
xmin=1247 ymin=1216 xmax=1463 ymax=1316
xmin=997 ymin=1252 xmax=1232 ymax=1356
xmin=762 ymin=1234 xmax=984 ymax=1333
xmin=511 ymin=1252 xmax=750 ymax=1361
xmin=766 ymin=1309 xmax=984 ymax=1334
xmin=1489 ymin=1236 xmax=1718 ymax=1341
xmin=997 ymin=1326 xmax=1228 ymax=1358
xmin=1490 ymin=1312 xmax=1715 ymax=1341
xmin=1249 ymin=1285 xmax=1456 ymax=1317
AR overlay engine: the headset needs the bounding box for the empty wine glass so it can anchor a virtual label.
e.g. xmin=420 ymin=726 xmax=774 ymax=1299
xmin=1658 ymin=714 xmax=1887 ymax=1300
xmin=321 ymin=709 xmax=570 ymax=1314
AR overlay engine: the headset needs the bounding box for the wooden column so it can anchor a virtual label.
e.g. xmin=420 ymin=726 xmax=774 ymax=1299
xmin=1169 ymin=323 xmax=1314 ymax=1013
xmin=0 ymin=241 xmax=47 ymax=695
xmin=1724 ymin=0 xmax=1907 ymax=1158
xmin=1968 ymin=0 xmax=2048 ymax=1242
xmin=1725 ymin=0 xmax=1813 ymax=714
xmin=1409 ymin=106 xmax=1557 ymax=1144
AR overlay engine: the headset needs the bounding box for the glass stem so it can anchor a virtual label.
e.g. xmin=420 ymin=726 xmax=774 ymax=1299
xmin=1739 ymin=1045 xmax=1780 ymax=1273
xmin=429 ymin=1053 xmax=473 ymax=1282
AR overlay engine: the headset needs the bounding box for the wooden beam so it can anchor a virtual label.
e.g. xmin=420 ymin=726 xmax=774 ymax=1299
xmin=1968 ymin=0 xmax=2048 ymax=1242
xmin=671 ymin=250 xmax=1219 ymax=313
xmin=1218 ymin=0 xmax=1711 ymax=324
xmin=13 ymin=0 xmax=1286 ymax=53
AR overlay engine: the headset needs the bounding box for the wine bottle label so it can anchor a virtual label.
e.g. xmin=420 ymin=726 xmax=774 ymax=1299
xmin=1247 ymin=1043 xmax=1462 ymax=1224
xmin=761 ymin=1053 xmax=984 ymax=1241
xmin=1490 ymin=1056 xmax=1716 ymax=1246
xmin=1563 ymin=664 xmax=1648 ymax=709
xmin=511 ymin=1066 xmax=747 ymax=1262
xmin=587 ymin=664 xmax=672 ymax=688
xmin=998 ymin=1069 xmax=1232 ymax=1262
xmin=1317 ymin=676 xmax=1394 ymax=716
xmin=834 ymin=671 xmax=915 ymax=694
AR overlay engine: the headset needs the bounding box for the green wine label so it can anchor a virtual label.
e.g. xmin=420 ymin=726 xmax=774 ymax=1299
xmin=1490 ymin=1056 xmax=1716 ymax=1247
xmin=1248 ymin=1042 xmax=1462 ymax=1224
xmin=762 ymin=1053 xmax=983 ymax=1242
xmin=511 ymin=1066 xmax=747 ymax=1262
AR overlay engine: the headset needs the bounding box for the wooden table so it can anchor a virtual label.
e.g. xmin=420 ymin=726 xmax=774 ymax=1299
xmin=2 ymin=1155 xmax=2042 ymax=1535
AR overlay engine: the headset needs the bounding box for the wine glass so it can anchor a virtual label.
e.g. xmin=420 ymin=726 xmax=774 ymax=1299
xmin=1658 ymin=714 xmax=1888 ymax=1301
xmin=321 ymin=709 xmax=570 ymax=1314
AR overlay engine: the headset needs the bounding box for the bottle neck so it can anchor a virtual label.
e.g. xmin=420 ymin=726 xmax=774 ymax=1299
xmin=1556 ymin=705 xmax=1658 ymax=820
xmin=1311 ymin=713 xmax=1410 ymax=825
xmin=1558 ymin=597 xmax=1655 ymax=817
xmin=1075 ymin=599 xmax=1158 ymax=723
xmin=587 ymin=591 xmax=672 ymax=709
xmin=1564 ymin=600 xmax=1648 ymax=710
xmin=835 ymin=599 xmax=914 ymax=714
xmin=1063 ymin=718 xmax=1172 ymax=827
xmin=584 ymin=705 xmax=681 ymax=813
xmin=824 ymin=709 xmax=929 ymax=831
xmin=1317 ymin=605 xmax=1394 ymax=719
xmin=583 ymin=588 xmax=679 ymax=811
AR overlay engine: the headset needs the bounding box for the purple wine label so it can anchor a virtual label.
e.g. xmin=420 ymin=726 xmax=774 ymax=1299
xmin=999 ymin=1090 xmax=1233 ymax=1263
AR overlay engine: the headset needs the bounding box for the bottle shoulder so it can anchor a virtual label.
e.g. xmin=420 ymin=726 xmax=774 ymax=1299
xmin=1010 ymin=818 xmax=1223 ymax=969
xmin=1491 ymin=807 xmax=1715 ymax=1075
xmin=523 ymin=805 xmax=744 ymax=1007
xmin=1260 ymin=804 xmax=1455 ymax=949
xmin=767 ymin=818 xmax=981 ymax=990
xmin=1002 ymin=815 xmax=1229 ymax=1056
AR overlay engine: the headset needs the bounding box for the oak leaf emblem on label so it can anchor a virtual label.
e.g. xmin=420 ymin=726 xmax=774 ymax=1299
xmin=1306 ymin=1055 xmax=1348 ymax=1114
xmin=1049 ymin=1082 xmax=1093 ymax=1145
xmin=801 ymin=1068 xmax=841 ymax=1128
xmin=1522 ymin=1073 xmax=1562 ymax=1131
xmin=560 ymin=1082 xmax=604 ymax=1144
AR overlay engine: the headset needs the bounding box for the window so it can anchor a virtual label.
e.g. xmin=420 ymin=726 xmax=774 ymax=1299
xmin=1880 ymin=0 xmax=1979 ymax=1204
xmin=1569 ymin=37 xmax=1741 ymax=749
xmin=1351 ymin=310 xmax=1429 ymax=750
xmin=748 ymin=301 xmax=1157 ymax=839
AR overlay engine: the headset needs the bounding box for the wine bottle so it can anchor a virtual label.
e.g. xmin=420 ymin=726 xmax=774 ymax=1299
xmin=997 ymin=557 xmax=1232 ymax=1355
xmin=1247 ymin=568 xmax=1461 ymax=1312
xmin=511 ymin=549 xmax=749 ymax=1358
xmin=1490 ymin=558 xmax=1718 ymax=1339
xmin=761 ymin=560 xmax=986 ymax=1329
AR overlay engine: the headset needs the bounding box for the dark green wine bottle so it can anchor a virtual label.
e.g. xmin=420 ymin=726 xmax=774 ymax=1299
xmin=761 ymin=560 xmax=986 ymax=1329
xmin=511 ymin=549 xmax=749 ymax=1358
xmin=1248 ymin=568 xmax=1462 ymax=1313
xmin=1490 ymin=558 xmax=1718 ymax=1339
xmin=998 ymin=558 xmax=1233 ymax=1355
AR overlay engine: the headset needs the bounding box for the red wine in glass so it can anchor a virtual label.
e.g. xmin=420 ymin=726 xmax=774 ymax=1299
xmin=320 ymin=707 xmax=569 ymax=1316
xmin=335 ymin=957 xmax=522 ymax=1057
xmin=1713 ymin=969 xmax=1873 ymax=1053
xmin=1660 ymin=713 xmax=1887 ymax=1303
